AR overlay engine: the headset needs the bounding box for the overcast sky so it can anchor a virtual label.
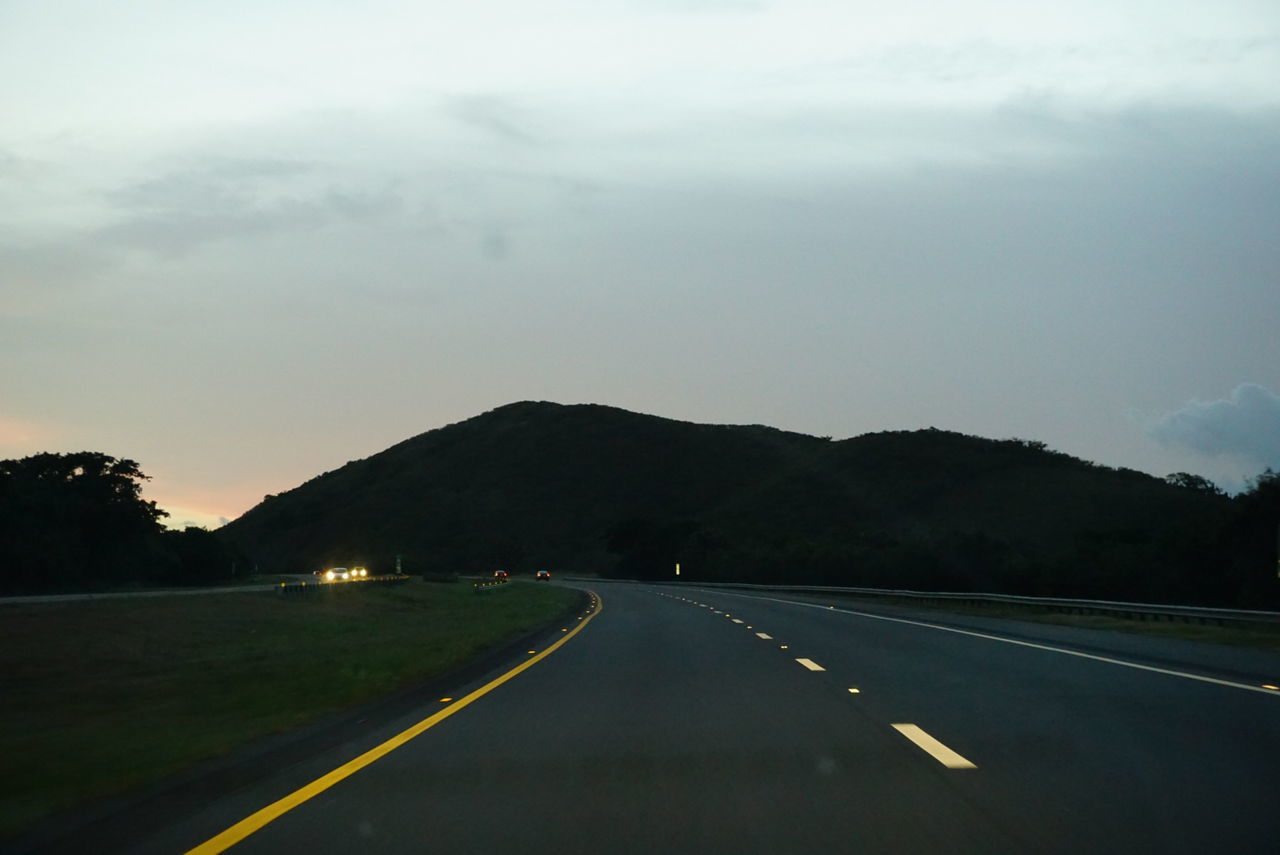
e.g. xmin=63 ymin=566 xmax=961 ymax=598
xmin=3 ymin=0 xmax=1278 ymax=527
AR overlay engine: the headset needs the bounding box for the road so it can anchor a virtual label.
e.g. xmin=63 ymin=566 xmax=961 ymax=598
xmin=46 ymin=580 xmax=1280 ymax=854
xmin=0 ymin=575 xmax=397 ymax=606
xmin=0 ymin=578 xmax=320 ymax=606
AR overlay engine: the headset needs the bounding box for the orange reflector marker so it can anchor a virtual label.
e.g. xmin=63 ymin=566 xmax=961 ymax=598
xmin=780 ymin=645 xmax=789 ymax=649
xmin=848 ymin=688 xmax=861 ymax=694
xmin=528 ymin=650 xmax=536 ymax=654
xmin=439 ymin=698 xmax=453 ymax=703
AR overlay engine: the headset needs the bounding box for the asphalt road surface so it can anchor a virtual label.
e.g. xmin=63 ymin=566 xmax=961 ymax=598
xmin=64 ymin=581 xmax=1280 ymax=854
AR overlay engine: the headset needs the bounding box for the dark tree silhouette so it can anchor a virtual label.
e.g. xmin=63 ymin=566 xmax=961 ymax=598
xmin=1164 ymin=472 xmax=1226 ymax=497
xmin=0 ymin=452 xmax=240 ymax=594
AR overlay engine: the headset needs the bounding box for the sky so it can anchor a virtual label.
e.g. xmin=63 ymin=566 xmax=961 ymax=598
xmin=3 ymin=0 xmax=1278 ymax=528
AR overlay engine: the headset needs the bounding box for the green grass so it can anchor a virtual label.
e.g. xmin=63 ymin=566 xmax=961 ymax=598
xmin=0 ymin=580 xmax=581 ymax=839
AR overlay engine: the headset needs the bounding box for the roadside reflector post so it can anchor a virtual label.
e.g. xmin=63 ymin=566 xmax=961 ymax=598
xmin=675 ymin=563 xmax=680 ymax=577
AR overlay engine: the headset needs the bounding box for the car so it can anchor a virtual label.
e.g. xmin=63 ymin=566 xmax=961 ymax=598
xmin=351 ymin=566 xmax=369 ymax=578
xmin=322 ymin=567 xmax=351 ymax=582
xmin=535 ymin=570 xmax=552 ymax=581
xmin=493 ymin=570 xmax=510 ymax=579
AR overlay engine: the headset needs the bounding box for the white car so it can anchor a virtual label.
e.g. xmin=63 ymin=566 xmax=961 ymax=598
xmin=323 ymin=567 xmax=351 ymax=582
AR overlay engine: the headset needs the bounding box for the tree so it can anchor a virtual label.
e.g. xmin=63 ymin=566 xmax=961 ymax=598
xmin=0 ymin=452 xmax=169 ymax=593
xmin=604 ymin=518 xmax=706 ymax=579
xmin=161 ymin=526 xmax=241 ymax=585
xmin=1217 ymin=468 xmax=1280 ymax=607
xmin=1164 ymin=472 xmax=1226 ymax=497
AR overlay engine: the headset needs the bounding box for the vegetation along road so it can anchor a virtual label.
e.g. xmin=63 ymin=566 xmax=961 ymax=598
xmin=1 ymin=578 xmax=581 ymax=848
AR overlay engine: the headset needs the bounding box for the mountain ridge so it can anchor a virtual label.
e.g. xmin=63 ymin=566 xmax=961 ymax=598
xmin=221 ymin=400 xmax=1265 ymax=605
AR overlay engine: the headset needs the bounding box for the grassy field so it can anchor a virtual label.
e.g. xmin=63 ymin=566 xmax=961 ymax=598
xmin=0 ymin=580 xmax=581 ymax=839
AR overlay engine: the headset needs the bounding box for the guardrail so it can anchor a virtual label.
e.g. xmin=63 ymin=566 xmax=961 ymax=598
xmin=635 ymin=580 xmax=1280 ymax=627
xmin=276 ymin=575 xmax=411 ymax=597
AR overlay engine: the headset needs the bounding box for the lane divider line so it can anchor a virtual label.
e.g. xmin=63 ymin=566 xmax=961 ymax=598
xmin=892 ymin=724 xmax=977 ymax=769
xmin=756 ymin=632 xmax=772 ymax=639
xmin=795 ymin=658 xmax=826 ymax=671
xmin=730 ymin=593 xmax=1280 ymax=698
xmin=184 ymin=592 xmax=605 ymax=854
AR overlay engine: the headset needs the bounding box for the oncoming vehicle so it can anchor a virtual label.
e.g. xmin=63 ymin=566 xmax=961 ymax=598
xmin=535 ymin=570 xmax=552 ymax=581
xmin=319 ymin=566 xmax=369 ymax=582
xmin=493 ymin=570 xmax=510 ymax=579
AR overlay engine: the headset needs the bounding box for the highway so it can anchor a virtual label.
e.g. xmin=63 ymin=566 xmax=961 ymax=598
xmin=49 ymin=580 xmax=1280 ymax=854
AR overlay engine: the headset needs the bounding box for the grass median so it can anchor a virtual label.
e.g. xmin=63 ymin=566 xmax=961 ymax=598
xmin=0 ymin=579 xmax=582 ymax=840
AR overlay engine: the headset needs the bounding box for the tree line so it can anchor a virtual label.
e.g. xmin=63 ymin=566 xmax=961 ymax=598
xmin=603 ymin=469 xmax=1280 ymax=608
xmin=0 ymin=452 xmax=244 ymax=595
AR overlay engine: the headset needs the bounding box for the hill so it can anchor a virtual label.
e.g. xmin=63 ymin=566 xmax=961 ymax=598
xmin=220 ymin=401 xmax=1272 ymax=606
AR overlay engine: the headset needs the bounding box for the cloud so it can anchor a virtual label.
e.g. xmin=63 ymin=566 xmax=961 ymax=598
xmin=445 ymin=96 xmax=542 ymax=146
xmin=96 ymin=160 xmax=403 ymax=257
xmin=480 ymin=229 xmax=510 ymax=260
xmin=1149 ymin=384 xmax=1280 ymax=469
xmin=0 ymin=240 xmax=111 ymax=306
xmin=0 ymin=148 xmax=24 ymax=176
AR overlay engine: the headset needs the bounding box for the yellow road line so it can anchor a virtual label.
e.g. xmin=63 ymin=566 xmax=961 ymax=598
xmin=892 ymin=724 xmax=977 ymax=769
xmin=185 ymin=594 xmax=603 ymax=854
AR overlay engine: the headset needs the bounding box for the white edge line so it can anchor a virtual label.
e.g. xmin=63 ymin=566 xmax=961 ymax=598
xmin=796 ymin=658 xmax=826 ymax=671
xmin=714 ymin=592 xmax=1280 ymax=697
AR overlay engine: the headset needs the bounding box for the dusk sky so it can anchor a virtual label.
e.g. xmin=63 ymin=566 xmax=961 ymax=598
xmin=3 ymin=0 xmax=1278 ymax=528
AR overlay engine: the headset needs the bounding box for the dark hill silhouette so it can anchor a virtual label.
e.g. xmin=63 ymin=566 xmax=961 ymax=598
xmin=220 ymin=401 xmax=1268 ymax=606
